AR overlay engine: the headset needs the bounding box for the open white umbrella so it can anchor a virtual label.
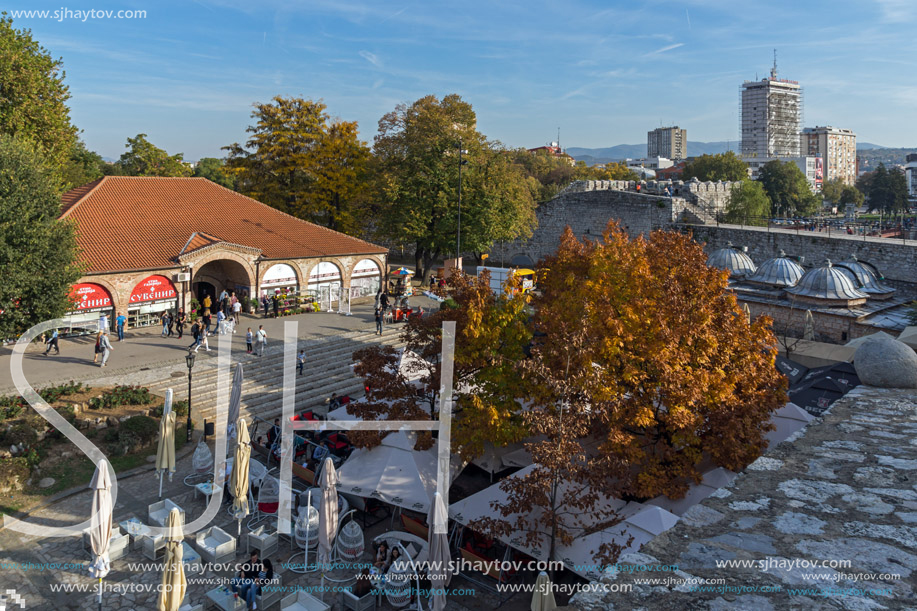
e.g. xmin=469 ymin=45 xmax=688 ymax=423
xmin=427 ymin=491 xmax=452 ymax=611
xmin=531 ymin=571 xmax=557 ymax=611
xmin=156 ymin=389 xmax=176 ymax=498
xmin=227 ymin=363 xmax=243 ymax=449
xmin=88 ymin=460 xmax=113 ymax=611
xmin=157 ymin=508 xmax=187 ymax=611
xmin=318 ymin=456 xmax=339 ymax=601
xmin=230 ymin=419 xmax=251 ymax=535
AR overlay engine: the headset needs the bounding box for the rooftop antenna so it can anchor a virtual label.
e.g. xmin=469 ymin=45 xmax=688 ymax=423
xmin=771 ymin=48 xmax=778 ymax=79
xmin=557 ymin=127 xmax=560 ymax=151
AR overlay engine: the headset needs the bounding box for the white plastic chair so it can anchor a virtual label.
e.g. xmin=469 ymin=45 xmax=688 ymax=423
xmin=288 ymin=505 xmax=319 ymax=574
xmin=333 ymin=510 xmax=364 ymax=565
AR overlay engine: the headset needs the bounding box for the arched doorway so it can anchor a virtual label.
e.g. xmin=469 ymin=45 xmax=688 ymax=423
xmin=128 ymin=275 xmax=179 ymax=328
xmin=64 ymin=283 xmax=114 ymax=335
xmin=350 ymin=259 xmax=382 ymax=299
xmin=261 ymin=263 xmax=299 ymax=298
xmin=307 ymin=261 xmax=343 ymax=309
xmin=192 ymin=259 xmax=254 ymax=309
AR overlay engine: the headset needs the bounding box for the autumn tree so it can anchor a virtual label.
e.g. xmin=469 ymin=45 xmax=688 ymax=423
xmin=373 ymin=94 xmax=536 ymax=281
xmin=533 ymin=224 xmax=787 ymax=500
xmin=575 ymin=160 xmax=639 ymax=182
xmin=723 ymin=179 xmax=770 ymax=226
xmin=224 ymin=97 xmax=371 ymax=232
xmin=115 ymin=134 xmax=192 ymax=177
xmin=681 ymin=151 xmax=748 ymax=182
xmin=0 ymin=14 xmax=78 ymax=171
xmin=349 ymin=271 xmax=532 ymax=456
xmin=471 ymin=326 xmax=630 ymax=576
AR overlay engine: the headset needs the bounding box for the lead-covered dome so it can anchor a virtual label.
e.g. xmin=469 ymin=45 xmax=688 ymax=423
xmin=746 ymin=251 xmax=805 ymax=288
xmin=835 ymin=256 xmax=895 ymax=299
xmin=707 ymin=242 xmax=756 ymax=278
xmin=785 ymin=260 xmax=868 ymax=307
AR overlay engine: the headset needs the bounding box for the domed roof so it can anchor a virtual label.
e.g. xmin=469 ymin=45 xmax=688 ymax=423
xmin=786 ymin=260 xmax=868 ymax=302
xmin=835 ymin=256 xmax=895 ymax=296
xmin=707 ymin=243 xmax=756 ymax=278
xmin=746 ymin=251 xmax=805 ymax=287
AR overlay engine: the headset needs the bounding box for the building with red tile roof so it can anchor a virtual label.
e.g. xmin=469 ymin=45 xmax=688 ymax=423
xmin=60 ymin=176 xmax=387 ymax=329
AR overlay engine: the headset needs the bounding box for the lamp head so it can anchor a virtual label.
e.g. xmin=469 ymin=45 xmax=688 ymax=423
xmin=186 ymin=352 xmax=196 ymax=370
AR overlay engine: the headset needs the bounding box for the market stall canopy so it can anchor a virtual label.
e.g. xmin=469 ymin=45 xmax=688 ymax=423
xmin=390 ymin=267 xmax=414 ymax=276
xmin=337 ymin=430 xmax=462 ymax=515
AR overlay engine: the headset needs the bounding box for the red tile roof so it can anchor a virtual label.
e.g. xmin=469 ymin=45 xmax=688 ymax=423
xmin=60 ymin=177 xmax=386 ymax=274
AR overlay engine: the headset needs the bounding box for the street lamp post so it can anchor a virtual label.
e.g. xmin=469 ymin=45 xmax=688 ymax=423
xmin=185 ymin=352 xmax=195 ymax=442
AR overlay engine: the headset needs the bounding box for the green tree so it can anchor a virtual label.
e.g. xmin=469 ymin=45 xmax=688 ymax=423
xmin=374 ymin=94 xmax=536 ymax=281
xmin=575 ymin=160 xmax=639 ymax=182
xmin=757 ymin=159 xmax=819 ymax=217
xmin=0 ymin=14 xmax=78 ymax=171
xmin=225 ymin=97 xmax=371 ymax=232
xmin=0 ymin=135 xmax=83 ymax=338
xmin=681 ymin=151 xmax=748 ymax=182
xmin=820 ymin=178 xmax=845 ymax=203
xmin=866 ymin=163 xmax=908 ymax=214
xmin=509 ymin=148 xmax=576 ymax=201
xmin=839 ymin=184 xmax=864 ymax=208
xmin=115 ymin=134 xmax=192 ymax=177
xmin=192 ymin=157 xmax=235 ymax=189
xmin=61 ymin=140 xmax=106 ymax=189
xmin=723 ymin=179 xmax=771 ymax=226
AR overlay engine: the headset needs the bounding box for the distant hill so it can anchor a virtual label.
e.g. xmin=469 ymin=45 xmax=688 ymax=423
xmin=857 ymin=147 xmax=917 ymax=168
xmin=856 ymin=142 xmax=887 ymax=150
xmin=567 ymin=141 xmax=739 ymax=164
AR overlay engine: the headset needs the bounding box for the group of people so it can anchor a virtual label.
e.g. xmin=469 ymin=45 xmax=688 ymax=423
xmin=230 ymin=550 xmax=275 ymax=610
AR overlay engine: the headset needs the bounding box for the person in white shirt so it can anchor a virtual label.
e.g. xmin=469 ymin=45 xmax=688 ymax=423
xmin=232 ymin=299 xmax=242 ymax=324
xmin=256 ymin=325 xmax=267 ymax=356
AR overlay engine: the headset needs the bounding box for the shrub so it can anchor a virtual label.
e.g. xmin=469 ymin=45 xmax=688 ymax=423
xmin=150 ymin=399 xmax=188 ymax=418
xmin=440 ymin=298 xmax=459 ymax=310
xmin=114 ymin=415 xmax=158 ymax=455
xmin=88 ymin=386 xmax=151 ymax=410
xmin=0 ymin=458 xmax=30 ymax=492
xmin=0 ymin=396 xmax=24 ymax=421
xmin=4 ymin=423 xmax=37 ymax=448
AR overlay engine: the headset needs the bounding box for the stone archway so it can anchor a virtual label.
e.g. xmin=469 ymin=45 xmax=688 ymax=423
xmin=192 ymin=258 xmax=255 ymax=306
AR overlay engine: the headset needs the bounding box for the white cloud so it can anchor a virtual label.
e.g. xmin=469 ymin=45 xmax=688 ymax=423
xmin=358 ymin=50 xmax=382 ymax=67
xmin=647 ymin=42 xmax=685 ymax=55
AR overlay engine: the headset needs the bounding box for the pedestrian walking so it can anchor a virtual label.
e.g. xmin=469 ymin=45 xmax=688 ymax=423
xmin=43 ymin=329 xmax=60 ymax=355
xmin=380 ymin=292 xmax=389 ymax=311
xmin=261 ymin=296 xmax=269 ymax=318
xmin=203 ymin=293 xmax=212 ymax=313
xmin=160 ymin=311 xmax=169 ymax=337
xmin=232 ymin=297 xmax=241 ymax=324
xmin=175 ymin=308 xmax=186 ymax=339
xmin=115 ymin=311 xmax=126 ymax=341
xmin=166 ymin=311 xmax=175 ymax=337
xmin=429 ymin=275 xmax=435 ymax=291
xmin=374 ymin=308 xmax=384 ymax=336
xmin=99 ymin=331 xmax=113 ymax=367
xmin=203 ymin=312 xmax=212 ymax=334
xmin=272 ymin=293 xmax=279 ymax=317
xmin=246 ymin=328 xmax=254 ymax=354
xmin=188 ymin=320 xmax=201 ymax=351
xmin=92 ymin=331 xmax=103 ymax=363
xmin=216 ymin=310 xmax=227 ymax=334
xmin=195 ymin=326 xmax=211 ymax=353
xmin=256 ymin=325 xmax=267 ymax=356
xmin=297 ymin=349 xmax=306 ymax=375
xmin=99 ymin=313 xmax=109 ymax=333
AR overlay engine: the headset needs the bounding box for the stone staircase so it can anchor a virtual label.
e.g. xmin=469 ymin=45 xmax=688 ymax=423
xmin=677 ymin=197 xmax=719 ymax=225
xmin=146 ymin=326 xmax=406 ymax=428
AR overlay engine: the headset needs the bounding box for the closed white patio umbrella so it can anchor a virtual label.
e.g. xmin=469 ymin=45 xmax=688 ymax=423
xmin=230 ymin=418 xmax=251 ymax=535
xmin=88 ymin=460 xmax=113 ymax=611
xmin=318 ymin=456 xmax=339 ymax=601
xmin=427 ymin=491 xmax=452 ymax=611
xmin=156 ymin=389 xmax=176 ymax=498
xmin=157 ymin=508 xmax=187 ymax=611
xmin=531 ymin=571 xmax=557 ymax=611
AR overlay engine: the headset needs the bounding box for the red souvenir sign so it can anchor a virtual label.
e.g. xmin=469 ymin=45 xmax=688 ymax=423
xmin=129 ymin=275 xmax=177 ymax=304
xmin=69 ymin=283 xmax=113 ymax=311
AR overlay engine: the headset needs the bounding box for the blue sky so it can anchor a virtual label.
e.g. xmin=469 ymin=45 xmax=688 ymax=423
xmin=6 ymin=0 xmax=917 ymax=160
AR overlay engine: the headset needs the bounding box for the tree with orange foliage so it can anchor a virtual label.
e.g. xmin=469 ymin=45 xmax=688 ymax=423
xmin=349 ymin=270 xmax=532 ymax=455
xmin=532 ymin=223 xmax=787 ymax=500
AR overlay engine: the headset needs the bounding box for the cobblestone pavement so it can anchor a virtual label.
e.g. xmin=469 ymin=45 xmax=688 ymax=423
xmin=571 ymin=385 xmax=917 ymax=610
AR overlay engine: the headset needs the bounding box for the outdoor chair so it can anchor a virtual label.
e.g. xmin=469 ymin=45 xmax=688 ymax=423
xmin=289 ymin=505 xmax=320 ymax=573
xmin=247 ymin=474 xmax=280 ymax=529
xmin=256 ymin=571 xmax=284 ymax=610
xmin=245 ymin=524 xmax=280 ymax=559
xmin=178 ymin=604 xmax=203 ymax=611
xmin=280 ymin=590 xmax=331 ymax=611
xmin=333 ymin=511 xmax=365 ymax=565
xmin=400 ymin=514 xmax=429 ymax=540
xmin=248 ymin=458 xmax=270 ymax=490
xmin=342 ymin=587 xmax=376 ymax=611
xmin=291 ymin=461 xmax=317 ymax=487
xmin=184 ymin=436 xmax=213 ymax=485
xmin=195 ymin=526 xmax=237 ymax=565
xmin=341 ymin=493 xmax=390 ymax=529
xmin=82 ymin=526 xmax=129 ymax=561
xmin=148 ymin=499 xmax=184 ymax=527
